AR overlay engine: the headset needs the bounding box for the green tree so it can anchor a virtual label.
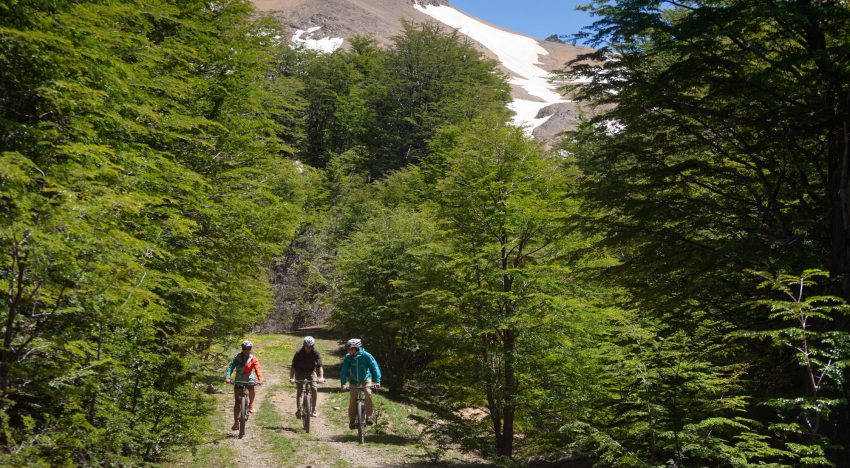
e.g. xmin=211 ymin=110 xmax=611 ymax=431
xmin=746 ymin=270 xmax=850 ymax=465
xmin=0 ymin=0 xmax=306 ymax=462
xmin=428 ymin=114 xmax=577 ymax=458
xmin=370 ymin=21 xmax=511 ymax=173
xmin=566 ymin=0 xmax=850 ymax=460
xmin=332 ymin=189 xmax=445 ymax=393
xmin=293 ymin=22 xmax=510 ymax=177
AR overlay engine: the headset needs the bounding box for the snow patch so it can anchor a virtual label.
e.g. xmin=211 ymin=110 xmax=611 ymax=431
xmin=414 ymin=3 xmax=568 ymax=133
xmin=508 ymin=100 xmax=552 ymax=130
xmin=292 ymin=26 xmax=343 ymax=53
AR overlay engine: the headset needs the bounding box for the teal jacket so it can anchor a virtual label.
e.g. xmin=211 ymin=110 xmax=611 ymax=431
xmin=340 ymin=348 xmax=381 ymax=385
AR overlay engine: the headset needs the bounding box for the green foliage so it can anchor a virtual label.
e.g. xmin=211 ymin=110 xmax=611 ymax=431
xmin=744 ymin=270 xmax=850 ymax=466
xmin=328 ymin=112 xmax=590 ymax=458
xmin=0 ymin=0 xmax=307 ymax=463
xmin=565 ymin=0 xmax=850 ymax=326
xmin=559 ymin=312 xmax=773 ymax=467
xmin=331 ymin=168 xmax=446 ymax=392
xmin=292 ymin=22 xmax=511 ymax=177
xmin=423 ymin=114 xmax=582 ymax=457
xmin=562 ymin=0 xmax=850 ymax=464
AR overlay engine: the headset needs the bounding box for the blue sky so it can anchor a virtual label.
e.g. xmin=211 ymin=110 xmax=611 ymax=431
xmin=448 ymin=0 xmax=597 ymax=43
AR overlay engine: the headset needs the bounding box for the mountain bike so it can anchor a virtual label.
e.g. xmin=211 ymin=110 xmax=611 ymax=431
xmin=351 ymin=384 xmax=377 ymax=444
xmin=294 ymin=379 xmax=315 ymax=433
xmin=233 ymin=381 xmax=260 ymax=439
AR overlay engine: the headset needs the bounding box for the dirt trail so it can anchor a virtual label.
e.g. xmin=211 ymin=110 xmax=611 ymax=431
xmin=177 ymin=330 xmax=482 ymax=467
xmin=221 ymin=365 xmax=282 ymax=467
xmin=271 ymin=377 xmax=417 ymax=467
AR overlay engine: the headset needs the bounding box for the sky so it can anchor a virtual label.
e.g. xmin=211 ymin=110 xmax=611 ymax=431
xmin=448 ymin=0 xmax=597 ymax=44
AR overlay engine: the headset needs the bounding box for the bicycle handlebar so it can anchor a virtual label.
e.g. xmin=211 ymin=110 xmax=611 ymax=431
xmin=230 ymin=380 xmax=261 ymax=386
xmin=343 ymin=383 xmax=380 ymax=390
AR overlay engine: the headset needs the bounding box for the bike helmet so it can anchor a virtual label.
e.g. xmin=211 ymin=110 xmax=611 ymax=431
xmin=346 ymin=338 xmax=361 ymax=349
xmin=241 ymin=340 xmax=253 ymax=348
xmin=304 ymin=336 xmax=315 ymax=346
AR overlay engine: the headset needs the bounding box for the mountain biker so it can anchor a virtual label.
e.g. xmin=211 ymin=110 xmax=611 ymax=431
xmin=339 ymin=338 xmax=381 ymax=429
xmin=225 ymin=340 xmax=264 ymax=431
xmin=289 ymin=335 xmax=325 ymax=418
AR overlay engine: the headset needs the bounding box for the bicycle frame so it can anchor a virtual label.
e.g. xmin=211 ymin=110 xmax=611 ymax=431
xmin=233 ymin=381 xmax=259 ymax=439
xmin=350 ymin=384 xmax=375 ymax=444
xmin=294 ymin=379 xmax=315 ymax=433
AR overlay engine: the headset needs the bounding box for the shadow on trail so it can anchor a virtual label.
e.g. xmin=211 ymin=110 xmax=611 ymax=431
xmin=261 ymin=425 xmax=298 ymax=434
xmin=329 ymin=433 xmax=415 ymax=446
xmin=394 ymin=463 xmax=493 ymax=467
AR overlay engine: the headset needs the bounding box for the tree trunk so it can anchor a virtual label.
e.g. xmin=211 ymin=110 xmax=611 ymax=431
xmin=1 ymin=250 xmax=24 ymax=402
xmin=827 ymin=119 xmax=850 ymax=466
xmin=828 ymin=120 xmax=850 ymax=302
xmin=499 ymin=329 xmax=516 ymax=458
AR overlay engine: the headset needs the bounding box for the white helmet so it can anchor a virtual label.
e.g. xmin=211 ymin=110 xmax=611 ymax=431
xmin=346 ymin=338 xmax=361 ymax=348
xmin=303 ymin=336 xmax=315 ymax=346
xmin=241 ymin=340 xmax=253 ymax=348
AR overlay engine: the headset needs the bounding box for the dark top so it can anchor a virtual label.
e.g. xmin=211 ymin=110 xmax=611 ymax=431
xmin=291 ymin=347 xmax=323 ymax=372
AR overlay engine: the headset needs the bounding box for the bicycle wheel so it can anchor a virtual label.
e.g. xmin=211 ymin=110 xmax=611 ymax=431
xmin=238 ymin=393 xmax=248 ymax=439
xmin=302 ymin=392 xmax=311 ymax=433
xmin=357 ymin=399 xmax=366 ymax=444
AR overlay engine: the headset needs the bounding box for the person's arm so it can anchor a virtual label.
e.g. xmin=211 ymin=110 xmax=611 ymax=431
xmin=340 ymin=356 xmax=349 ymax=389
xmin=253 ymin=357 xmax=264 ymax=384
xmin=225 ymin=356 xmax=236 ymax=383
xmin=289 ymin=353 xmax=297 ymax=383
xmin=368 ymin=353 xmax=381 ymax=387
xmin=317 ymin=351 xmax=325 ymax=382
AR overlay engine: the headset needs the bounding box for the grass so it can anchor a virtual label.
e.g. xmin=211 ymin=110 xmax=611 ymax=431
xmin=305 ymin=444 xmax=349 ymax=468
xmin=170 ymin=444 xmax=238 ymax=468
xmin=250 ymin=334 xmax=301 ymax=365
xmin=255 ymin=384 xmax=302 ymax=461
xmin=322 ymin=387 xmax=426 ymax=453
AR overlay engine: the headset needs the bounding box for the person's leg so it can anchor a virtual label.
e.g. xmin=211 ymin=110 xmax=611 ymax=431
xmin=248 ymin=385 xmax=256 ymax=413
xmin=309 ymin=371 xmax=318 ymax=415
xmin=364 ymin=379 xmax=374 ymax=422
xmin=348 ymin=386 xmax=358 ymax=428
xmin=295 ymin=380 xmax=304 ymax=417
xmin=231 ymin=386 xmax=239 ymax=430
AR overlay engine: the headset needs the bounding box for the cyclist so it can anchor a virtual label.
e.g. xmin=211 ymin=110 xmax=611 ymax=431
xmin=289 ymin=335 xmax=325 ymax=418
xmin=339 ymin=338 xmax=381 ymax=429
xmin=225 ymin=340 xmax=264 ymax=431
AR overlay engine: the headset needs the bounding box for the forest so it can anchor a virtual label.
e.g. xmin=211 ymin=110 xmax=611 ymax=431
xmin=1 ymin=0 xmax=849 ymax=466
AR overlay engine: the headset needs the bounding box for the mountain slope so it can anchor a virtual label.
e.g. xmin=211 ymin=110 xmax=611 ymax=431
xmin=253 ymin=0 xmax=592 ymax=144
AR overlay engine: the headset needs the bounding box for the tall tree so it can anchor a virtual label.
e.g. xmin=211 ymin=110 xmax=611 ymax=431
xmin=332 ymin=174 xmax=445 ymax=394
xmin=429 ymin=114 xmax=576 ymax=458
xmin=566 ymin=0 xmax=850 ymax=460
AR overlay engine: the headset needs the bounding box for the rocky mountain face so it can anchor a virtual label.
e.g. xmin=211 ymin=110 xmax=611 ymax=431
xmin=258 ymin=229 xmax=334 ymax=333
xmin=252 ymin=0 xmax=593 ymax=146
